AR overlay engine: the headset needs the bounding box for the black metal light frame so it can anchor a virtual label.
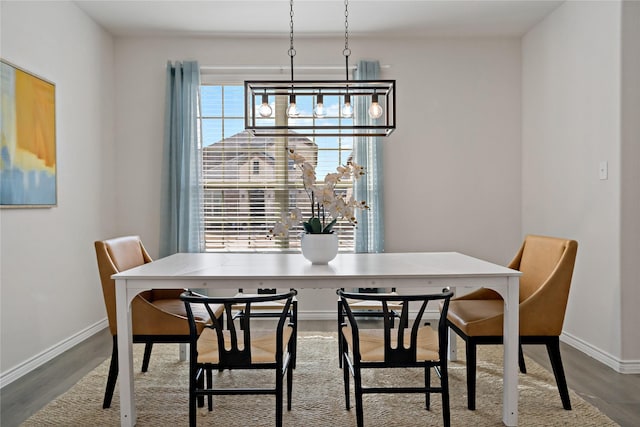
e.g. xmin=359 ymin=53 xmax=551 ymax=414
xmin=244 ymin=79 xmax=396 ymax=137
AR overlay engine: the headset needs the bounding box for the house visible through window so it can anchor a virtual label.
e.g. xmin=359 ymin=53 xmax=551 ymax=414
xmin=199 ymin=83 xmax=355 ymax=252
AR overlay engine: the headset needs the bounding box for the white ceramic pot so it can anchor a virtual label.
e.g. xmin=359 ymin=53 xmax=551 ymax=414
xmin=300 ymin=233 xmax=339 ymax=264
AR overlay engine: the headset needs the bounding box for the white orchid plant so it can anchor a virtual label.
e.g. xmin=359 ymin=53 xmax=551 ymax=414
xmin=269 ymin=148 xmax=369 ymax=237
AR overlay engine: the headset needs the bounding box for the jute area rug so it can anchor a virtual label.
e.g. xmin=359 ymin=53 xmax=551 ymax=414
xmin=23 ymin=332 xmax=617 ymax=426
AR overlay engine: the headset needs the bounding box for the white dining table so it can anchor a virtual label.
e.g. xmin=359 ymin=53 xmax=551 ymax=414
xmin=113 ymin=251 xmax=521 ymax=426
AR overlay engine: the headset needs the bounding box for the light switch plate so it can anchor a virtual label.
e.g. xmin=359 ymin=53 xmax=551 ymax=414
xmin=599 ymin=161 xmax=608 ymax=180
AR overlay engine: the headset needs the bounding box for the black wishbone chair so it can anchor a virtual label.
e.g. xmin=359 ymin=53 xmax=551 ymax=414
xmin=338 ymin=288 xmax=454 ymax=427
xmin=181 ymin=290 xmax=297 ymax=427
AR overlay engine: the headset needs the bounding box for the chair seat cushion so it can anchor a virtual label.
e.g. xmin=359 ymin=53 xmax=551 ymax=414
xmin=446 ymin=299 xmax=505 ymax=337
xmin=342 ymin=326 xmax=439 ymax=362
xmin=197 ymin=326 xmax=294 ymax=364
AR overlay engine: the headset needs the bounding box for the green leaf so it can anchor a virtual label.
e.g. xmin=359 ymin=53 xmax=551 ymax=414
xmin=322 ymin=218 xmax=337 ymax=234
xmin=306 ymin=217 xmax=323 ymax=233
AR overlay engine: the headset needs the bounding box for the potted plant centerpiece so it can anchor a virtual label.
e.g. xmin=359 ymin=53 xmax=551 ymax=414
xmin=270 ymin=148 xmax=368 ymax=264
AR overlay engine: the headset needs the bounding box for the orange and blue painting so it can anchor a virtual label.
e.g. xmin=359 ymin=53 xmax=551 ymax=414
xmin=1 ymin=60 xmax=56 ymax=207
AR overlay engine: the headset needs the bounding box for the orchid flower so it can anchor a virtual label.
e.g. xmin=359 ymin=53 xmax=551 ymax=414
xmin=350 ymin=162 xmax=365 ymax=179
xmin=288 ymin=148 xmax=306 ymax=165
xmin=324 ymin=173 xmax=341 ymax=185
xmin=301 ymin=162 xmax=316 ymax=188
xmin=336 ymin=165 xmax=351 ymax=179
xmin=268 ymin=148 xmax=369 ymax=238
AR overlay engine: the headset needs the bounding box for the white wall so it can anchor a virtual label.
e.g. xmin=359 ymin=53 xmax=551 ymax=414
xmin=360 ymin=38 xmax=523 ymax=262
xmin=113 ymin=36 xmax=523 ymax=316
xmin=0 ymin=1 xmax=116 ymax=380
xmin=522 ymin=0 xmax=639 ymax=369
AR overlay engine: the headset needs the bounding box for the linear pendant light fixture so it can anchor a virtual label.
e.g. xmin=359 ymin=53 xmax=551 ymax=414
xmin=244 ymin=0 xmax=396 ymax=137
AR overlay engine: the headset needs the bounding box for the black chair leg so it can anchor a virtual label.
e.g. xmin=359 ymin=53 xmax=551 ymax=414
xmin=343 ymin=353 xmax=350 ymax=410
xmin=354 ymin=367 xmax=364 ymax=427
xmin=338 ymin=300 xmax=344 ymax=368
xmin=141 ymin=342 xmax=153 ymax=372
xmin=519 ymin=343 xmax=527 ymax=374
xmin=291 ymin=300 xmax=298 ymax=369
xmin=196 ymin=368 xmax=205 ymax=408
xmin=189 ymin=367 xmax=197 ymax=427
xmin=546 ymin=337 xmax=572 ymax=410
xmin=287 ymin=358 xmax=293 ymax=411
xmin=441 ymin=362 xmax=451 ymax=427
xmin=206 ymin=367 xmax=213 ymax=411
xmin=425 ymin=365 xmax=431 ymax=410
xmin=276 ymin=365 xmax=284 ymax=427
xmin=466 ymin=339 xmax=477 ymax=410
xmin=103 ymin=336 xmax=119 ymax=409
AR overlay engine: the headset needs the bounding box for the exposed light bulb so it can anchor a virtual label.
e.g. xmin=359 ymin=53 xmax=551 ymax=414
xmin=286 ymin=94 xmax=299 ymax=118
xmin=313 ymin=94 xmax=327 ymax=118
xmin=368 ymin=93 xmax=383 ymax=119
xmin=342 ymin=94 xmax=353 ymax=118
xmin=258 ymin=94 xmax=273 ymax=117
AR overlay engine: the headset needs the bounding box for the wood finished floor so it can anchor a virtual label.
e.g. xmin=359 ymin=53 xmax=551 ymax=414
xmin=1 ymin=320 xmax=638 ymax=427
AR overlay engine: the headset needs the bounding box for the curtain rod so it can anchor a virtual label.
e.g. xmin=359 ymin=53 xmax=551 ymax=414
xmin=200 ymin=64 xmax=391 ymax=73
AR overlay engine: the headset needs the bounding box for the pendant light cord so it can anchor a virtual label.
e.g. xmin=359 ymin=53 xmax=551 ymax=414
xmin=290 ymin=0 xmax=349 ymax=82
xmin=289 ymin=0 xmax=296 ymax=82
xmin=343 ymin=0 xmax=350 ymax=81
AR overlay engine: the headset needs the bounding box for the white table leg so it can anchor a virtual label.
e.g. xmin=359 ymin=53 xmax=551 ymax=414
xmin=502 ymin=276 xmax=519 ymax=426
xmin=116 ymin=279 xmax=137 ymax=426
xmin=179 ymin=343 xmax=187 ymax=361
xmin=447 ymin=286 xmax=458 ymax=361
xmin=448 ymin=328 xmax=458 ymax=361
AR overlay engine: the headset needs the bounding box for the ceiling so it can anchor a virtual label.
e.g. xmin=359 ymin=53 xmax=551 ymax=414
xmin=73 ymin=0 xmax=563 ymax=38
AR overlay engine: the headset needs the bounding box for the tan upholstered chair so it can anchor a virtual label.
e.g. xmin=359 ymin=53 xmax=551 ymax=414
xmin=338 ymin=289 xmax=454 ymax=427
xmin=95 ymin=236 xmax=219 ymax=408
xmin=446 ymin=234 xmax=578 ymax=410
xmin=181 ymin=290 xmax=297 ymax=427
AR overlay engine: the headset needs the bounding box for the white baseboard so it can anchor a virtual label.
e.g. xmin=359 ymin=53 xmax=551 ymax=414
xmin=0 ymin=319 xmax=109 ymax=389
xmin=561 ymin=330 xmax=640 ymax=374
xmin=298 ymin=311 xmax=337 ymax=321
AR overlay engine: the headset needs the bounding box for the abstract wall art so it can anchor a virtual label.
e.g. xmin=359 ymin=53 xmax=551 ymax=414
xmin=1 ymin=59 xmax=57 ymax=207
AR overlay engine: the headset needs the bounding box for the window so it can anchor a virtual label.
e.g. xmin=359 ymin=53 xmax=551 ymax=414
xmin=199 ymin=83 xmax=355 ymax=252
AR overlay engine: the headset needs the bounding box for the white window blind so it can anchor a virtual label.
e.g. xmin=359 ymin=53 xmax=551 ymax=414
xmin=199 ymin=83 xmax=356 ymax=252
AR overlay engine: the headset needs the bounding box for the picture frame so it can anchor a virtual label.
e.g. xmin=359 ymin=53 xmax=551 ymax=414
xmin=1 ymin=59 xmax=57 ymax=208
